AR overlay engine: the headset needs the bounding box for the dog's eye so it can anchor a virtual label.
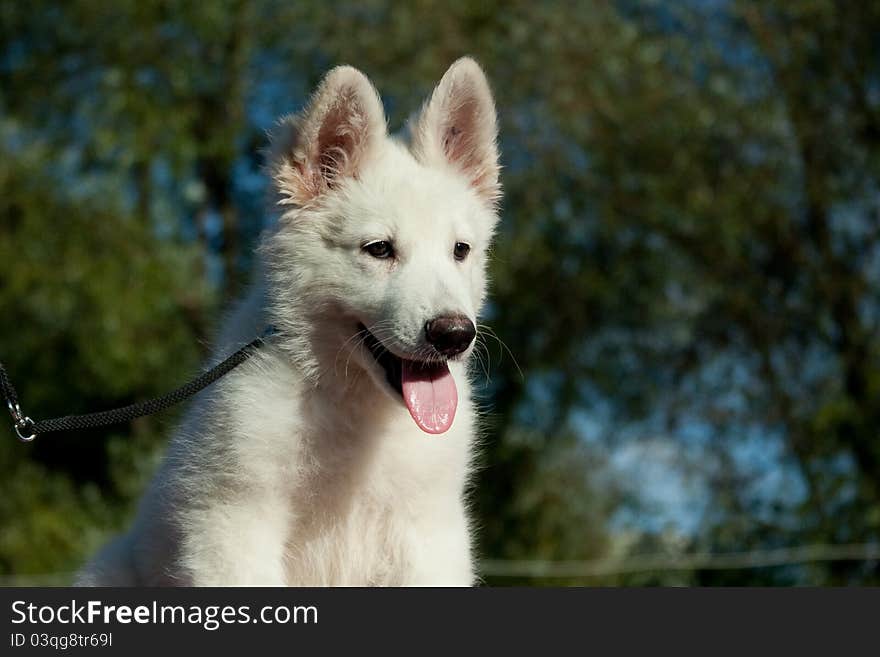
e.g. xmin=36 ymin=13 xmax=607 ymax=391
xmin=453 ymin=242 xmax=471 ymax=262
xmin=363 ymin=240 xmax=394 ymax=259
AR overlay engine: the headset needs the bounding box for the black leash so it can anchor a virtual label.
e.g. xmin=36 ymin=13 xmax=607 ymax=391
xmin=1 ymin=329 xmax=274 ymax=442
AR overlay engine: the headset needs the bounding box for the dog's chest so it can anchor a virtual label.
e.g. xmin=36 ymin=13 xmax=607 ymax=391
xmin=282 ymin=492 xmax=408 ymax=585
xmin=280 ymin=414 xmax=470 ymax=585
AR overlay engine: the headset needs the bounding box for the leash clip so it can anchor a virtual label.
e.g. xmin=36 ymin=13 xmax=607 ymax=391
xmin=7 ymin=399 xmax=36 ymax=442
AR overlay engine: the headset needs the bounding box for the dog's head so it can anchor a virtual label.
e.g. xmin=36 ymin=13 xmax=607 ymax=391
xmin=265 ymin=58 xmax=500 ymax=434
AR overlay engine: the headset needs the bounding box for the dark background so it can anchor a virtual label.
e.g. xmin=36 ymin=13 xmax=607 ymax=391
xmin=1 ymin=0 xmax=879 ymax=585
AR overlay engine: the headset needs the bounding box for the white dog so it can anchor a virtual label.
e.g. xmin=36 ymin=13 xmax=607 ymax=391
xmin=77 ymin=57 xmax=501 ymax=586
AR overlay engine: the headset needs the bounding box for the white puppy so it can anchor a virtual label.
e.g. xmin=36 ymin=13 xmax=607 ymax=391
xmin=78 ymin=57 xmax=501 ymax=586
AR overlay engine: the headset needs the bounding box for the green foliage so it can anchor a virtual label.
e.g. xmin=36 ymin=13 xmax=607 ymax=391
xmin=0 ymin=133 xmax=210 ymax=579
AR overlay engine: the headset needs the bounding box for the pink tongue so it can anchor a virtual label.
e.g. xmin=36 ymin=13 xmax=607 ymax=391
xmin=401 ymin=361 xmax=458 ymax=434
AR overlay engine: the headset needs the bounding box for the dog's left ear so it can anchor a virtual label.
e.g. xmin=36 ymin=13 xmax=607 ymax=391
xmin=411 ymin=57 xmax=500 ymax=206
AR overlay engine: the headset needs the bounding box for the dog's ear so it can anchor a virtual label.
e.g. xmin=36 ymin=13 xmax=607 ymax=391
xmin=271 ymin=66 xmax=386 ymax=206
xmin=411 ymin=57 xmax=500 ymax=206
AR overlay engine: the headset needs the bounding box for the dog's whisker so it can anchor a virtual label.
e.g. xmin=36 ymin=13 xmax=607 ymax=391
xmin=330 ymin=318 xmax=398 ymax=384
xmin=472 ymin=336 xmax=491 ymax=385
xmin=343 ymin=332 xmax=372 ymax=383
xmin=334 ymin=329 xmax=369 ymax=380
xmin=477 ymin=324 xmax=524 ymax=381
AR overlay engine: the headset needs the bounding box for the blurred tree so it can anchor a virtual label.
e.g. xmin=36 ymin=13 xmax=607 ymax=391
xmin=308 ymin=0 xmax=880 ymax=584
xmin=0 ymin=136 xmax=208 ymax=575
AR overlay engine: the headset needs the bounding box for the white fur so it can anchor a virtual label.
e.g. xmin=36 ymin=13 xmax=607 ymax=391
xmin=77 ymin=57 xmax=500 ymax=586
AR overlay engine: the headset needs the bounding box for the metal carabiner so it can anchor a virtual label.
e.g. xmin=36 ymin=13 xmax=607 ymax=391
xmin=7 ymin=399 xmax=36 ymax=442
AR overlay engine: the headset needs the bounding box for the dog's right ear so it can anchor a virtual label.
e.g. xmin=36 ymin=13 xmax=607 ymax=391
xmin=270 ymin=66 xmax=386 ymax=207
xmin=410 ymin=57 xmax=500 ymax=207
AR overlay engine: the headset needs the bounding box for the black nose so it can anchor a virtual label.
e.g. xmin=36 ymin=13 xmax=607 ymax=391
xmin=425 ymin=316 xmax=476 ymax=357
